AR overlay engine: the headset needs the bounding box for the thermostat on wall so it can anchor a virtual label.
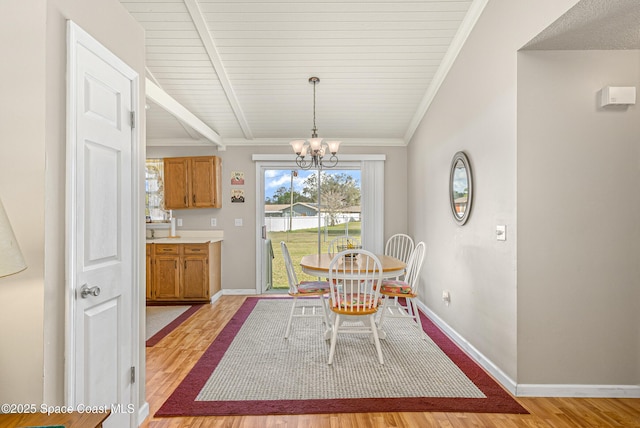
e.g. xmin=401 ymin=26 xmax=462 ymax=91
xmin=600 ymin=86 xmax=636 ymax=107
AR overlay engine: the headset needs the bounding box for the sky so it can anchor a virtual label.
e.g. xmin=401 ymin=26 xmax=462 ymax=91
xmin=264 ymin=169 xmax=361 ymax=200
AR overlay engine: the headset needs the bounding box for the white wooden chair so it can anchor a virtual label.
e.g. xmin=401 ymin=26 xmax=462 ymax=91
xmin=327 ymin=249 xmax=384 ymax=364
xmin=281 ymin=241 xmax=331 ymax=339
xmin=385 ymin=233 xmax=415 ymax=275
xmin=383 ymin=233 xmax=415 ymax=314
xmin=377 ymin=242 xmax=427 ymax=338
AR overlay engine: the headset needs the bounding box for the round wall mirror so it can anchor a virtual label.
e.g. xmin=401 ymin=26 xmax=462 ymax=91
xmin=449 ymin=151 xmax=473 ymax=225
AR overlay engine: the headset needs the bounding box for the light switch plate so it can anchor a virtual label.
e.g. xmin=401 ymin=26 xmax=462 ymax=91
xmin=496 ymin=225 xmax=506 ymax=241
xmin=235 ymin=218 xmax=243 ymax=227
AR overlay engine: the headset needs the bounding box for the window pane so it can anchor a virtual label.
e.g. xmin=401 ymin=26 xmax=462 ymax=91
xmin=145 ymin=159 xmax=166 ymax=222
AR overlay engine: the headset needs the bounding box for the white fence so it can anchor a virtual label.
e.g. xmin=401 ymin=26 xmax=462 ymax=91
xmin=265 ymin=214 xmax=359 ymax=232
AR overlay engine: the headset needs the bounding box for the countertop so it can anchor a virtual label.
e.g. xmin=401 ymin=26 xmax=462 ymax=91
xmin=146 ymin=237 xmax=222 ymax=244
xmin=145 ymin=229 xmax=224 ymax=244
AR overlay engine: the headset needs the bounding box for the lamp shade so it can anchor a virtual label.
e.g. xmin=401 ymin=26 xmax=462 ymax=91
xmin=326 ymin=140 xmax=341 ymax=154
xmin=290 ymin=139 xmax=306 ymax=155
xmin=0 ymin=198 xmax=27 ymax=278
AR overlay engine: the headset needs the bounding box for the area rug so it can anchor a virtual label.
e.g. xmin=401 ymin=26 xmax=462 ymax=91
xmin=146 ymin=305 xmax=203 ymax=347
xmin=156 ymin=298 xmax=527 ymax=416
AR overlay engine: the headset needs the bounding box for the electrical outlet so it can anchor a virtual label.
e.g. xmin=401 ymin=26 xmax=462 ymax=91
xmin=177 ymin=218 xmax=183 ymax=227
xmin=234 ymin=218 xmax=243 ymax=227
xmin=210 ymin=218 xmax=217 ymax=227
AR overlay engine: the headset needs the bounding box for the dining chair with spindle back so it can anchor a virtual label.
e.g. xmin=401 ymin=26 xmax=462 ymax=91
xmin=327 ymin=249 xmax=385 ymax=364
xmin=281 ymin=241 xmax=331 ymax=339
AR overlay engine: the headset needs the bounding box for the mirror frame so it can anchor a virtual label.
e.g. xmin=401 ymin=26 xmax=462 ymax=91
xmin=449 ymin=151 xmax=473 ymax=225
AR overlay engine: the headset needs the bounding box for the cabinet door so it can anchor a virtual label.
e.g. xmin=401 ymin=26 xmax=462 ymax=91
xmin=163 ymin=157 xmax=189 ymax=209
xmin=182 ymin=255 xmax=208 ymax=299
xmin=153 ymin=255 xmax=181 ymax=300
xmin=190 ymin=157 xmax=216 ymax=208
xmin=211 ymin=156 xmax=221 ymax=208
xmin=146 ymin=244 xmax=153 ymax=300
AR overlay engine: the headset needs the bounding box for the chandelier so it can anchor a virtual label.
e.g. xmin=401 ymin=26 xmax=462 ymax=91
xmin=290 ymin=77 xmax=341 ymax=170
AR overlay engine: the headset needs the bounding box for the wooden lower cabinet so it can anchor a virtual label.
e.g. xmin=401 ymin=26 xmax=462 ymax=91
xmin=146 ymin=243 xmax=153 ymax=300
xmin=147 ymin=241 xmax=221 ymax=304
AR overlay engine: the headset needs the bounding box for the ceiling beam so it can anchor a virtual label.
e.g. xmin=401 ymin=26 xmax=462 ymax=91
xmin=145 ymin=67 xmax=203 ymax=141
xmin=146 ymin=78 xmax=225 ymax=150
xmin=183 ymin=0 xmax=254 ymax=140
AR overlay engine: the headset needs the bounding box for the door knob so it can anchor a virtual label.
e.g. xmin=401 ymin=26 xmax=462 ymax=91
xmin=80 ymin=284 xmax=101 ymax=298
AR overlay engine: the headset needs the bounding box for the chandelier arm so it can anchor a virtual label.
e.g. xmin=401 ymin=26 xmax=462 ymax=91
xmin=295 ymin=155 xmax=313 ymax=170
xmin=322 ymin=154 xmax=339 ymax=169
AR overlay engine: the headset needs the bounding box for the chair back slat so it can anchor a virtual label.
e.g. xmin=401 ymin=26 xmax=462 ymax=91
xmin=404 ymin=242 xmax=426 ymax=293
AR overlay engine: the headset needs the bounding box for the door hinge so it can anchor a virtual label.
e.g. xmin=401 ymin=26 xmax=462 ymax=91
xmin=130 ymin=366 xmax=136 ymax=383
xmin=130 ymin=111 xmax=135 ymax=128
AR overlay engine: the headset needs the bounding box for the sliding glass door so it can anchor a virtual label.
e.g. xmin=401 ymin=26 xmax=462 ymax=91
xmin=258 ymin=163 xmax=361 ymax=292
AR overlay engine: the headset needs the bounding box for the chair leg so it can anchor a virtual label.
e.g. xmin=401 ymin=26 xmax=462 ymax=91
xmin=284 ymin=296 xmax=297 ymax=339
xmin=369 ymin=314 xmax=384 ymax=364
xmin=328 ymin=314 xmax=340 ymax=365
xmin=409 ymin=297 xmax=426 ymax=340
xmin=404 ymin=297 xmax=414 ymax=317
xmin=378 ymin=296 xmax=389 ymax=329
xmin=319 ymin=294 xmax=331 ymax=328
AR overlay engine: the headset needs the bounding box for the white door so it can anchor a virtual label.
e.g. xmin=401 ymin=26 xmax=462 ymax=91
xmin=66 ymin=22 xmax=137 ymax=427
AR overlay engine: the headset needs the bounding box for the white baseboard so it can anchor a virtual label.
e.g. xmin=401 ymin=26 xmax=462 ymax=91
xmin=222 ymin=288 xmax=258 ymax=295
xmin=418 ymin=301 xmax=518 ymax=395
xmin=417 ymin=301 xmax=640 ymax=399
xmin=137 ymin=401 xmax=149 ymax=427
xmin=516 ymin=384 xmax=640 ymax=398
xmin=210 ymin=290 xmax=223 ymax=304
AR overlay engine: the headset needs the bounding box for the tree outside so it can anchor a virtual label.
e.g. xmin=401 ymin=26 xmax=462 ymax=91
xmin=300 ymin=172 xmax=360 ymax=226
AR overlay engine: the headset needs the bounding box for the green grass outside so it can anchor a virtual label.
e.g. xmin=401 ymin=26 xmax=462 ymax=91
xmin=268 ymin=222 xmax=361 ymax=289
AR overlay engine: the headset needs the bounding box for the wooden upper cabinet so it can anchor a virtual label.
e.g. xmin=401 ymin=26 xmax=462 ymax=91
xmin=164 ymin=156 xmax=221 ymax=209
xmin=163 ymin=157 xmax=189 ymax=209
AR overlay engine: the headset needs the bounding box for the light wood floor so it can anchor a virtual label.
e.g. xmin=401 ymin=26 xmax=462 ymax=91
xmin=141 ymin=295 xmax=640 ymax=427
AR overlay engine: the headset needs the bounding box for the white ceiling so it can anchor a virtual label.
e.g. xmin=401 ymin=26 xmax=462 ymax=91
xmin=523 ymin=0 xmax=640 ymax=50
xmin=120 ymin=0 xmax=482 ymax=148
xmin=122 ymin=0 xmax=640 ymax=149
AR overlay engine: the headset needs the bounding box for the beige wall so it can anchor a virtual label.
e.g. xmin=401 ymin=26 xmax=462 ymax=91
xmin=0 ymin=0 xmax=47 ymax=404
xmin=408 ymin=0 xmax=639 ymax=389
xmin=517 ymin=49 xmax=640 ymax=384
xmin=0 ymin=0 xmax=145 ymax=409
xmin=406 ymin=0 xmax=579 ymax=383
xmin=147 ymin=144 xmax=408 ymax=292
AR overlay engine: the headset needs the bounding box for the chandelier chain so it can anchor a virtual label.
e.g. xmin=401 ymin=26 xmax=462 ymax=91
xmin=312 ymin=78 xmax=317 ymax=137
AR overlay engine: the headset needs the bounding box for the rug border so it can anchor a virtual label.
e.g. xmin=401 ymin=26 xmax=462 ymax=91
xmin=155 ymin=297 xmax=527 ymax=416
xmin=146 ymin=304 xmax=204 ymax=347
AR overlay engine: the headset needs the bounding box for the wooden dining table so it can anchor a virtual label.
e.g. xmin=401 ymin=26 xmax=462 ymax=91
xmin=299 ymin=253 xmax=406 ymax=279
xmin=299 ymin=252 xmax=405 ymax=340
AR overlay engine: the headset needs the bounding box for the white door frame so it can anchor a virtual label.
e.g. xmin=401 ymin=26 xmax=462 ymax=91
xmin=65 ymin=21 xmax=143 ymax=426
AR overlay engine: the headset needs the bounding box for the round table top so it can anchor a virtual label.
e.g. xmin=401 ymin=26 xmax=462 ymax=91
xmin=300 ymin=253 xmax=405 ymax=274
